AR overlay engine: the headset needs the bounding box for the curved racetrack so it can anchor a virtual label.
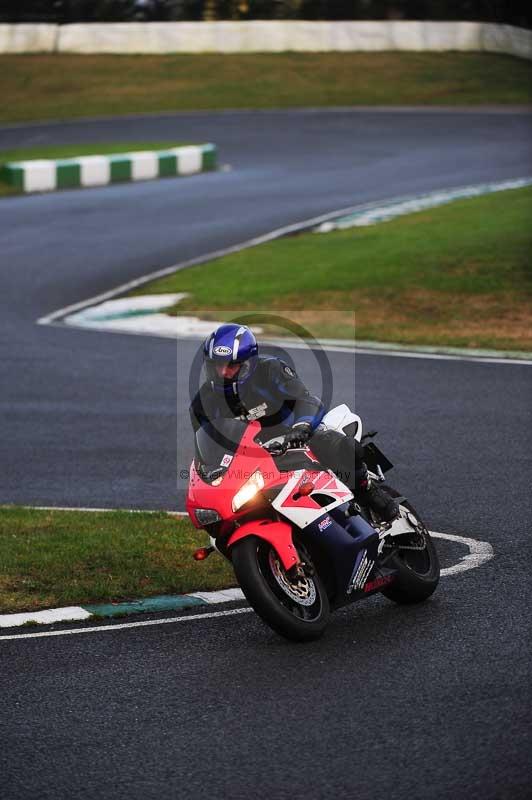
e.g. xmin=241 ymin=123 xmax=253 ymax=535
xmin=1 ymin=109 xmax=531 ymax=799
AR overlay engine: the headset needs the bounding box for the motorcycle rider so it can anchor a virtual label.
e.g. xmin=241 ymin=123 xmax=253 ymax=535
xmin=190 ymin=323 xmax=399 ymax=522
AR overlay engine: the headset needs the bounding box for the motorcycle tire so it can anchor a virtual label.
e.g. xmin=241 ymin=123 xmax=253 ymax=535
xmin=380 ymin=486 xmax=440 ymax=605
xmin=231 ymin=535 xmax=330 ymax=642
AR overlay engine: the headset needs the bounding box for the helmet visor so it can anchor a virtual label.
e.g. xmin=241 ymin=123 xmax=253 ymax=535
xmin=206 ymin=359 xmax=242 ymax=384
xmin=205 ymin=356 xmax=255 ymax=387
xmin=215 ymin=362 xmax=242 ymax=380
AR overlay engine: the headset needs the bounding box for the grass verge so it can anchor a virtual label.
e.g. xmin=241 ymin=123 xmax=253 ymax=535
xmin=0 ymin=507 xmax=234 ymax=614
xmin=0 ymin=141 xmax=192 ymax=197
xmin=135 ymin=186 xmax=532 ymax=351
xmin=0 ymin=53 xmax=530 ymax=123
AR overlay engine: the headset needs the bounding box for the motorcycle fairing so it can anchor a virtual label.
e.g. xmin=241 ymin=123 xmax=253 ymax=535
xmin=187 ymin=420 xmax=277 ymax=527
xmin=302 ymin=508 xmax=381 ymax=606
xmin=321 ymin=404 xmax=363 ymax=442
xmin=272 ymin=467 xmax=353 ymax=529
xmin=227 ymin=519 xmax=300 ymax=571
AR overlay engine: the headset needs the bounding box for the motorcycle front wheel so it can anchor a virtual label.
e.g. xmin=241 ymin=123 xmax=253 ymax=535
xmin=231 ymin=535 xmax=330 ymax=642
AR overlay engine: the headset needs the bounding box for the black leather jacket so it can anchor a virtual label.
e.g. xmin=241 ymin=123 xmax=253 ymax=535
xmin=190 ymin=356 xmax=325 ymax=434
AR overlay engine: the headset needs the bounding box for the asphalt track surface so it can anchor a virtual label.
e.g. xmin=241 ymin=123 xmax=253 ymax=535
xmin=1 ymin=109 xmax=531 ymax=799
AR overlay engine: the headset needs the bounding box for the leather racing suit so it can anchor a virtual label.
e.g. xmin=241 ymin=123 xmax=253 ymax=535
xmin=190 ymin=355 xmax=366 ymax=490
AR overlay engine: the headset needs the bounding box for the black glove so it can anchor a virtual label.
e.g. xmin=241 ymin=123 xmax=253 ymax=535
xmin=285 ymin=423 xmax=312 ymax=448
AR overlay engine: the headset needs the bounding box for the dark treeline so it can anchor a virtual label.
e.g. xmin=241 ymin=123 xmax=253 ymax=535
xmin=1 ymin=1 xmax=530 ymax=28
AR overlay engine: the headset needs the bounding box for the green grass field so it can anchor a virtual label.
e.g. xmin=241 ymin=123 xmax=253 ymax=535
xmin=0 ymin=507 xmax=233 ymax=614
xmin=134 ymin=186 xmax=532 ymax=351
xmin=0 ymin=141 xmax=192 ymax=196
xmin=1 ymin=52 xmax=530 ymax=123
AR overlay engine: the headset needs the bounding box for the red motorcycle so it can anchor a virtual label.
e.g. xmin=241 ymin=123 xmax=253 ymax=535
xmin=186 ymin=407 xmax=439 ymax=641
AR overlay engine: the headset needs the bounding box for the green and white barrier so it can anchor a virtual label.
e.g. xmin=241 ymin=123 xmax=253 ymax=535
xmin=0 ymin=143 xmax=217 ymax=194
xmin=0 ymin=588 xmax=245 ymax=628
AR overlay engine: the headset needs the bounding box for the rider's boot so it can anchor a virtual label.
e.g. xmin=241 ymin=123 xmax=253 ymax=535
xmin=355 ymin=466 xmax=399 ymax=523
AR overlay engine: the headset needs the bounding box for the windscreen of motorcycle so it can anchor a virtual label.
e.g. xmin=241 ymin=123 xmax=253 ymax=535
xmin=195 ymin=418 xmax=249 ymax=476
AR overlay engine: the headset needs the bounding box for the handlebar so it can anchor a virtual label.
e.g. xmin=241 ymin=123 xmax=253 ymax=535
xmin=263 ymin=438 xmax=308 ymax=456
xmin=263 ymin=440 xmax=288 ymax=456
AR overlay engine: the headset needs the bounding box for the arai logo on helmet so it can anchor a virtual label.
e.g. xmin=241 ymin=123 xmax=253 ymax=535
xmin=213 ymin=345 xmax=232 ymax=357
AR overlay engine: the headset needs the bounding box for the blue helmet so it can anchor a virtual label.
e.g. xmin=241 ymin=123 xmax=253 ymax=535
xmin=203 ymin=324 xmax=258 ymax=393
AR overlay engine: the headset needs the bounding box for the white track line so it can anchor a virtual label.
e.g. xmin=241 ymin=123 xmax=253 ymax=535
xmin=0 ymin=607 xmax=254 ymax=641
xmin=41 ymin=318 xmax=532 ymax=366
xmin=261 ymin=338 xmax=532 ymax=366
xmin=36 ymin=180 xmax=532 ymax=367
xmin=37 ymin=197 xmax=393 ymax=325
xmin=20 ymin=505 xmax=188 ymax=515
xmin=0 ymin=531 xmax=493 ymax=641
xmin=433 ymin=531 xmax=494 ymax=576
xmin=37 ymin=179 xmax=530 ymax=327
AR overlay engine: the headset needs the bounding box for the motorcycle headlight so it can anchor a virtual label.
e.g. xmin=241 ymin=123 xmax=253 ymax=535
xmin=232 ymin=470 xmax=265 ymax=512
xmin=194 ymin=508 xmax=222 ymax=526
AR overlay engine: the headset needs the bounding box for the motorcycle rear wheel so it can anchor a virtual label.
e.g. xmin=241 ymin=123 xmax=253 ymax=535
xmin=380 ymin=486 xmax=440 ymax=604
xmin=232 ymin=535 xmax=330 ymax=642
